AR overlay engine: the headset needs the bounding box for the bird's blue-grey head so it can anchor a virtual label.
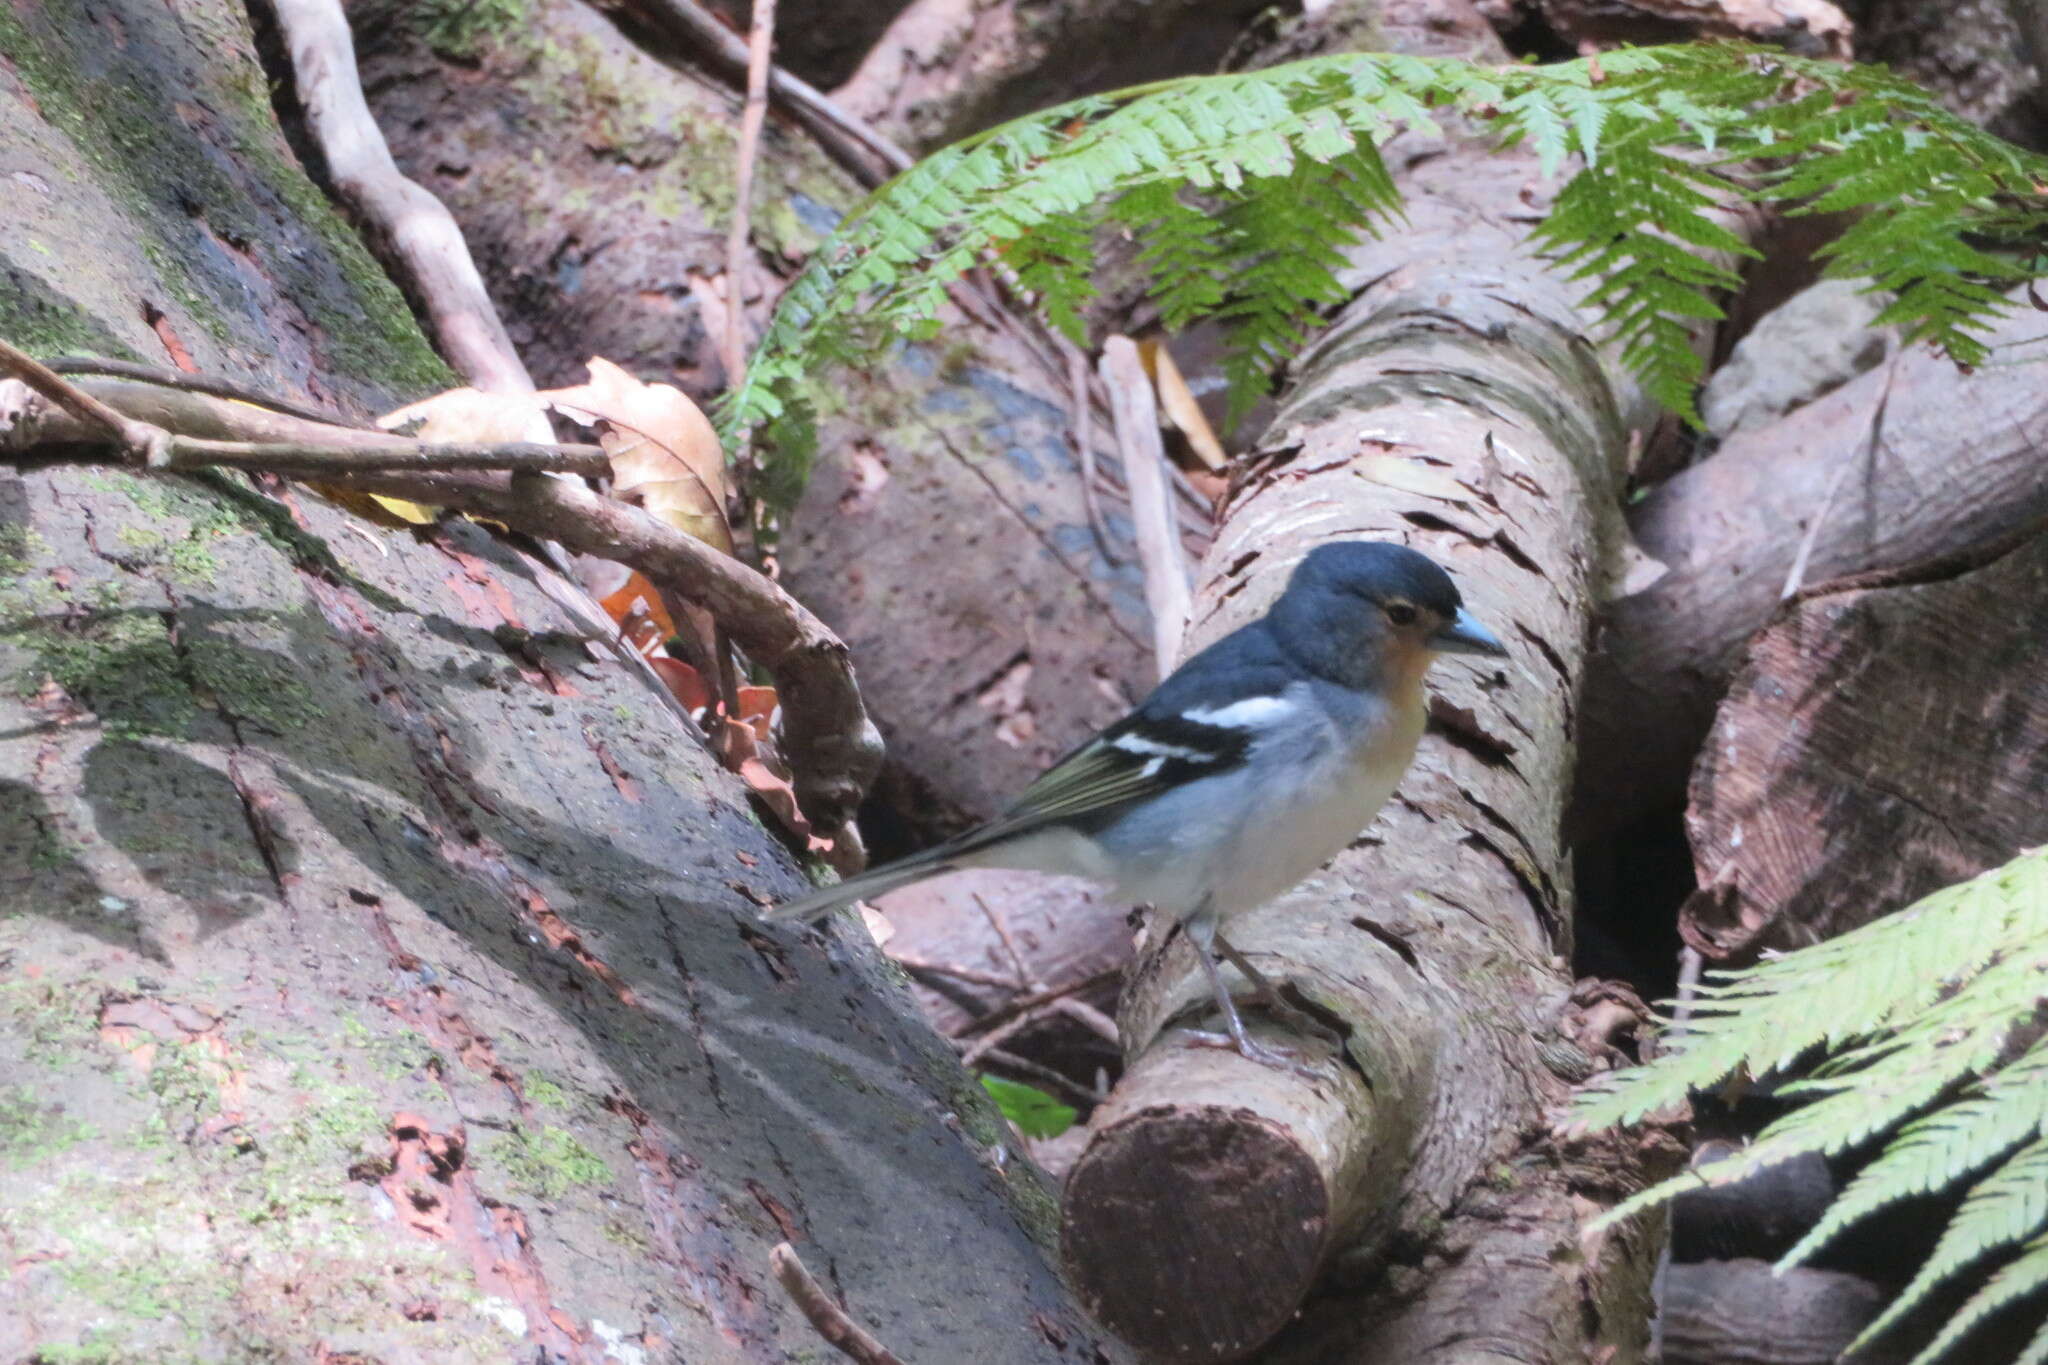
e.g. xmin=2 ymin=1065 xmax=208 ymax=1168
xmin=1269 ymin=541 xmax=1507 ymax=689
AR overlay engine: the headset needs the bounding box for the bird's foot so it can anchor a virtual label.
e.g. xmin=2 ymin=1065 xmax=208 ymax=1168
xmin=1179 ymin=1028 xmax=1327 ymax=1079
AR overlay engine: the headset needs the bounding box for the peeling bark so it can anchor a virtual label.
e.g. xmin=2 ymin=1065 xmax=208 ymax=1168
xmin=0 ymin=2 xmax=1116 ymax=1358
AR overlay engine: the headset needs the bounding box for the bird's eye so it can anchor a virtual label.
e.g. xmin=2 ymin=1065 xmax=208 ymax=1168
xmin=1386 ymin=602 xmax=1418 ymax=626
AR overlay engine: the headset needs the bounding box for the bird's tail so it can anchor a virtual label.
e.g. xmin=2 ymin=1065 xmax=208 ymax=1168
xmin=760 ymin=845 xmax=960 ymax=924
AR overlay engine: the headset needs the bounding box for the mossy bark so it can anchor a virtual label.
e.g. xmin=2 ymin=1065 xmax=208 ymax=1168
xmin=0 ymin=2 xmax=1115 ymax=1360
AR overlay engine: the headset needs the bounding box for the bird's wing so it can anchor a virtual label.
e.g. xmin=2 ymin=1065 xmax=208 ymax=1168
xmin=949 ymin=629 xmax=1307 ymax=854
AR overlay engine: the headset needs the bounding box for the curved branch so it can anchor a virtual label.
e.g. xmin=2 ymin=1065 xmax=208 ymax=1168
xmin=0 ymin=370 xmax=882 ymax=839
xmin=1575 ymin=298 xmax=2048 ymax=836
xmin=268 ymin=0 xmax=541 ymax=407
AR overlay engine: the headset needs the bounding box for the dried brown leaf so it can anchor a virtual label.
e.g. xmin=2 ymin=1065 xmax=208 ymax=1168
xmin=540 ymin=358 xmax=731 ymax=554
xmin=1138 ymin=338 xmax=1226 ymax=470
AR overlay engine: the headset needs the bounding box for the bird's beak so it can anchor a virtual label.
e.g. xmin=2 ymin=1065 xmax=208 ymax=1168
xmin=1431 ymin=607 xmax=1508 ymax=657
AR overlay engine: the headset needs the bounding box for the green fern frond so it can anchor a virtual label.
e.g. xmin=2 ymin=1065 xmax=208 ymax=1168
xmin=1574 ymin=848 xmax=2048 ymax=1362
xmin=1854 ymin=1137 xmax=2048 ymax=1353
xmin=1783 ymin=1039 xmax=2048 ymax=1267
xmin=723 ymin=40 xmax=2048 ymax=509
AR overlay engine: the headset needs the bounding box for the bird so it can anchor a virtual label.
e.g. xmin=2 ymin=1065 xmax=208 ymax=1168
xmin=764 ymin=540 xmax=1508 ymax=1069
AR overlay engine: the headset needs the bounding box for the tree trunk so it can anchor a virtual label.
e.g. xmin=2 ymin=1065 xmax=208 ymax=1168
xmin=0 ymin=3 xmax=1114 ymax=1360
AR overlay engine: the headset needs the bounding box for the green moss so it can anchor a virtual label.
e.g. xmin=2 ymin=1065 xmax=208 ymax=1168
xmin=0 ymin=1 xmax=453 ymax=404
xmin=410 ymin=0 xmax=530 ymax=60
xmin=489 ymin=1124 xmax=613 ymax=1200
xmin=0 ymin=261 xmax=138 ymax=363
xmin=5 ymin=611 xmax=195 ymax=739
xmin=523 ymin=1073 xmax=571 ymax=1112
xmin=0 ymin=1085 xmax=96 ymax=1166
xmin=188 ymin=637 xmax=323 ymax=734
xmin=337 ymin=1014 xmax=434 ymax=1080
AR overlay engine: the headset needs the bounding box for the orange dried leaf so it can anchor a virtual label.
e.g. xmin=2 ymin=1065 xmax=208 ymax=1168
xmin=598 ymin=569 xmax=679 ymax=652
xmin=649 ymin=657 xmax=716 ymax=712
xmin=1137 ymin=339 xmax=1226 ymax=471
xmin=539 ymin=358 xmax=732 ymax=555
xmin=735 ymin=684 xmax=778 ymax=740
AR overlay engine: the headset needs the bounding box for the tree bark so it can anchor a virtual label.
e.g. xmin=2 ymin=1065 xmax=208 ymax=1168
xmin=834 ymin=0 xmax=1275 ymax=150
xmin=0 ymin=2 xmax=1115 ymax=1359
xmin=1057 ymin=6 xmax=1683 ymax=1360
xmin=1660 ymin=1260 xmax=1904 ymax=1365
xmin=1682 ymin=530 xmax=2048 ymax=958
xmin=1574 ymin=301 xmax=2048 ymax=837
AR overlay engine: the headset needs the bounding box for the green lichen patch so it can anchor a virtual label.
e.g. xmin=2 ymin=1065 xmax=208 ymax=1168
xmin=522 ymin=1072 xmax=571 ymax=1112
xmin=337 ymin=1013 xmax=437 ymax=1081
xmin=0 ymin=977 xmax=104 ymax=1069
xmin=487 ymin=1123 xmax=613 ymax=1201
xmin=5 ymin=1005 xmax=479 ymax=1360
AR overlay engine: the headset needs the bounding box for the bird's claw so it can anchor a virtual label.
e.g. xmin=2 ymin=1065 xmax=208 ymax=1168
xmin=1179 ymin=1028 xmax=1328 ymax=1079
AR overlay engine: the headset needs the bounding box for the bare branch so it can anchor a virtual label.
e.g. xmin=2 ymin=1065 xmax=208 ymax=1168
xmin=1101 ymin=336 xmax=1190 ymax=679
xmin=0 ymin=338 xmax=169 ymax=465
xmin=0 ymin=368 xmax=881 ymax=839
xmin=268 ymin=0 xmax=542 ymax=418
xmin=585 ymin=0 xmax=912 ymax=187
xmin=768 ymin=1243 xmax=905 ymax=1365
xmin=722 ymin=0 xmax=778 ymax=392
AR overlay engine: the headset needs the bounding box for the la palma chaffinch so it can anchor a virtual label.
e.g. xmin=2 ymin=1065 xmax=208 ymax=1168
xmin=766 ymin=540 xmax=1508 ymax=1070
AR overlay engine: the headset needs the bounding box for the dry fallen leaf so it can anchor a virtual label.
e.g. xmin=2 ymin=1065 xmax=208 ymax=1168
xmin=1138 ymin=338 xmax=1227 ymax=471
xmin=648 ymin=657 xmax=715 ymax=713
xmin=1352 ymin=452 xmax=1472 ymax=503
xmin=596 ymin=568 xmax=680 ymax=656
xmin=379 ymin=386 xmax=543 ymax=445
xmin=718 ymin=713 xmax=814 ymax=843
xmin=540 ymin=358 xmax=731 ymax=554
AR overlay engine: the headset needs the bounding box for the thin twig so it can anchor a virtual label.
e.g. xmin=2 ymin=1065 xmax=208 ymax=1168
xmin=1101 ymin=336 xmax=1192 ymax=678
xmin=0 ymin=351 xmax=608 ymax=478
xmin=768 ymin=1243 xmax=905 ymax=1365
xmin=971 ymin=892 xmax=1036 ymax=990
xmin=1065 ymin=342 xmax=1117 ymax=564
xmin=722 ymin=0 xmax=778 ymax=392
xmin=590 ymin=0 xmax=911 ymax=187
xmin=1050 ymin=996 xmax=1122 ymax=1046
xmin=959 ymin=1011 xmax=1036 ymax=1068
xmin=888 ymin=953 xmax=1026 ymax=991
xmin=952 ymin=969 xmax=1121 ymax=1039
xmin=173 ymin=436 xmax=609 ymax=478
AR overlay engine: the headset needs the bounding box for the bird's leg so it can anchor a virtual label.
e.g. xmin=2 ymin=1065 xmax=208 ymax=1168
xmin=1213 ymin=934 xmax=1344 ymax=1047
xmin=1184 ymin=918 xmax=1321 ymax=1076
